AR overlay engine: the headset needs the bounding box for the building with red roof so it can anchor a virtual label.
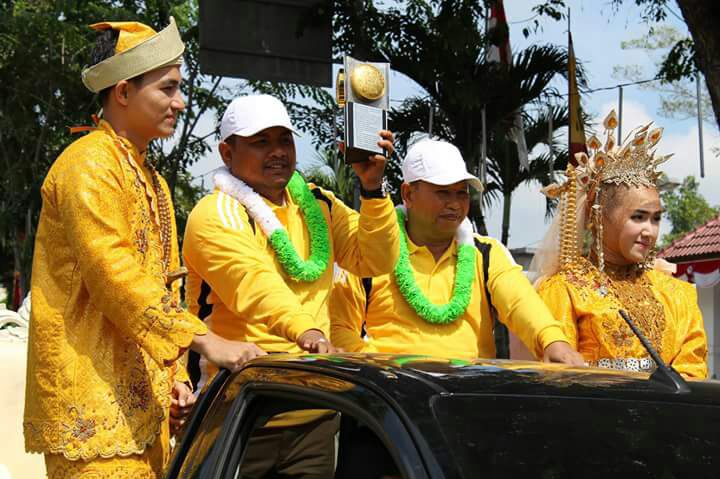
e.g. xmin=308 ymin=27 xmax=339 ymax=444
xmin=660 ymin=215 xmax=720 ymax=378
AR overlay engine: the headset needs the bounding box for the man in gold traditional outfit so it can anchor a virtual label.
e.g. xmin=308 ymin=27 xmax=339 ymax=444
xmin=532 ymin=111 xmax=708 ymax=379
xmin=25 ymin=19 xmax=264 ymax=478
xmin=330 ymin=139 xmax=584 ymax=365
xmin=182 ymin=94 xmax=401 ymax=477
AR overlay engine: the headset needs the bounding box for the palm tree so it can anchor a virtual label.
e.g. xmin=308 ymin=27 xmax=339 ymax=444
xmin=302 ymin=149 xmax=356 ymax=206
xmin=485 ymin=105 xmax=570 ymax=245
xmin=335 ymin=0 xmax=579 ymax=237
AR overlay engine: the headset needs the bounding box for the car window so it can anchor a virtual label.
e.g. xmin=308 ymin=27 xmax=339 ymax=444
xmin=176 ymin=379 xmax=242 ymax=478
xmin=234 ymin=407 xmax=402 ymax=479
xmin=432 ymin=395 xmax=720 ymax=478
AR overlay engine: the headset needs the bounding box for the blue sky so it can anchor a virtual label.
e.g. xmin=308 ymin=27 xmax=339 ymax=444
xmin=187 ymin=0 xmax=719 ymax=248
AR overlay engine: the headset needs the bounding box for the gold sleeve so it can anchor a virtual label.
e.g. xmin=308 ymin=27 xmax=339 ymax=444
xmin=483 ymin=238 xmax=569 ymax=358
xmin=536 ymin=274 xmax=579 ymax=351
xmin=319 ymin=188 xmax=400 ymax=278
xmin=329 ymin=270 xmax=376 ymax=353
xmin=668 ymin=280 xmax=708 ymax=379
xmin=173 ymin=352 xmax=192 ymax=387
xmin=56 ymin=152 xmax=207 ymax=367
xmin=182 ymin=197 xmax=318 ymax=343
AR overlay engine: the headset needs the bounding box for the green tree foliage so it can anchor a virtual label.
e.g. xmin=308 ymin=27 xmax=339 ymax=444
xmin=301 ymin=149 xmax=355 ymax=206
xmin=0 ymin=0 xmax=233 ymax=302
xmin=1 ymin=0 xmax=101 ymax=300
xmin=538 ymin=0 xmax=720 ymax=130
xmin=661 ymin=176 xmax=719 ymax=247
xmin=487 ymin=106 xmax=570 ymax=244
xmin=334 ymin=0 xmax=576 ymax=240
xmin=613 ymin=25 xmax=713 ymax=124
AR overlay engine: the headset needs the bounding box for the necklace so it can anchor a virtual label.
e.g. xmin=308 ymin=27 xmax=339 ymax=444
xmin=571 ymin=257 xmax=667 ymax=354
xmin=114 ymin=137 xmax=171 ymax=275
xmin=214 ymin=168 xmax=330 ymax=282
xmin=602 ymin=262 xmax=666 ymax=354
xmin=393 ymin=206 xmax=476 ymax=324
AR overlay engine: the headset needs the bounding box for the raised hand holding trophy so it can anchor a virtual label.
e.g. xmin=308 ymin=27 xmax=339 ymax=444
xmin=336 ymin=56 xmax=390 ymax=163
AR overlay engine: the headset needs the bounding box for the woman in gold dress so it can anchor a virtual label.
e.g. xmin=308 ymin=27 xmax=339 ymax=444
xmin=532 ymin=111 xmax=708 ymax=379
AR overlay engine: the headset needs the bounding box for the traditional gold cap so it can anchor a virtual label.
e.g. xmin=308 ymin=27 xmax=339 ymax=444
xmin=81 ymin=17 xmax=184 ymax=93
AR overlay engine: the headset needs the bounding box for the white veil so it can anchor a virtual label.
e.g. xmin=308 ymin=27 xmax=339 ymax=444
xmin=528 ymin=184 xmax=588 ymax=287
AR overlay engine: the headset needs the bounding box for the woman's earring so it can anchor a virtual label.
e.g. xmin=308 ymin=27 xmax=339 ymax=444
xmin=642 ymin=247 xmax=657 ymax=271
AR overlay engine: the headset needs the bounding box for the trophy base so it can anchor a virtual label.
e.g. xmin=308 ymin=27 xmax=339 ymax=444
xmin=344 ymin=147 xmax=387 ymax=164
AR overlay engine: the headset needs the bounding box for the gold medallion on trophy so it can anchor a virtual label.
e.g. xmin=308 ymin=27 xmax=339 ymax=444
xmin=350 ymin=64 xmax=386 ymax=101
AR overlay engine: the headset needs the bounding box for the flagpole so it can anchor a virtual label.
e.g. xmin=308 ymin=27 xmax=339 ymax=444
xmin=696 ymin=71 xmax=705 ymax=178
xmin=428 ymin=100 xmax=434 ymax=136
xmin=479 ymin=3 xmax=489 ymax=215
xmin=548 ymin=103 xmax=554 ymax=180
xmin=618 ymin=85 xmax=623 ymax=142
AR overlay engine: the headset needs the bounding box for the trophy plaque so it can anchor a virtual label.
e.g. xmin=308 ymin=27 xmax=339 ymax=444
xmin=336 ymin=56 xmax=390 ymax=163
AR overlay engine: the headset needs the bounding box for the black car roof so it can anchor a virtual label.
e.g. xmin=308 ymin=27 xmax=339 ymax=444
xmin=242 ymin=353 xmax=720 ymax=406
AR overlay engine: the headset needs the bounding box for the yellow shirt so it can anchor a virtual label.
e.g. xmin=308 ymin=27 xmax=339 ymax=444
xmin=24 ymin=121 xmax=207 ymax=460
xmin=329 ymin=235 xmax=567 ymax=359
xmin=183 ymin=186 xmax=400 ymax=357
xmin=537 ymin=258 xmax=708 ymax=379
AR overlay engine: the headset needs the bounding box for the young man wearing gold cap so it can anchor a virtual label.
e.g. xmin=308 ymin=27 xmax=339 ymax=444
xmin=24 ymin=18 xmax=263 ymax=478
xmin=330 ymin=139 xmax=584 ymax=366
xmin=182 ymin=94 xmax=400 ymax=476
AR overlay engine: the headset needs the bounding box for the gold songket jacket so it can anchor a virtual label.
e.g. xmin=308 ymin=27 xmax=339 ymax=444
xmin=537 ymin=258 xmax=708 ymax=379
xmin=24 ymin=120 xmax=207 ymax=460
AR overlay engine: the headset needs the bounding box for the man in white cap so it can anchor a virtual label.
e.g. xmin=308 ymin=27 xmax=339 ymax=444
xmin=25 ymin=18 xmax=263 ymax=478
xmin=330 ymin=139 xmax=584 ymax=365
xmin=182 ymin=94 xmax=400 ymax=476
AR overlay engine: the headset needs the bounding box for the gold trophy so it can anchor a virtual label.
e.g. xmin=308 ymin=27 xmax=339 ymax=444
xmin=336 ymin=56 xmax=390 ymax=163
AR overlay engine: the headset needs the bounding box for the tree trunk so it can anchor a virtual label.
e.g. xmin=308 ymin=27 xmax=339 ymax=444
xmin=501 ymin=190 xmax=512 ymax=246
xmin=676 ymin=0 xmax=720 ymax=130
xmin=494 ymin=190 xmax=511 ymax=359
xmin=469 ymin=202 xmax=488 ymax=236
xmin=12 ymin=228 xmax=24 ymax=310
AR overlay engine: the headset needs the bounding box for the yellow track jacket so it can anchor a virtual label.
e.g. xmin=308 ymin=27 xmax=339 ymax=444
xmin=330 ymin=234 xmax=568 ymax=360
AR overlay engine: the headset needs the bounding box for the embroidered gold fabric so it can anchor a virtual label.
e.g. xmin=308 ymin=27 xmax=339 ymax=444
xmin=602 ymin=261 xmax=666 ymax=354
xmin=25 ymin=120 xmax=207 ymax=461
xmin=538 ymin=257 xmax=708 ymax=379
xmin=44 ymin=419 xmax=169 ymax=478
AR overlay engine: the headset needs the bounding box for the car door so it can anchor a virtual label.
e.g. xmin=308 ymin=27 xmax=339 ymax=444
xmin=167 ymin=365 xmax=431 ymax=479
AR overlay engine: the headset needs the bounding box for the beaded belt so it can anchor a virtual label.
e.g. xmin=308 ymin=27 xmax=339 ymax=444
xmin=588 ymin=357 xmax=657 ymax=373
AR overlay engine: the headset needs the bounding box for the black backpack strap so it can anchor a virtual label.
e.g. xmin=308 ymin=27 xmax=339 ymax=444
xmin=474 ymin=238 xmax=497 ymax=319
xmin=188 ymin=280 xmax=213 ymax=389
xmin=311 ymin=187 xmax=333 ymax=213
xmin=361 ymin=277 xmax=372 ymax=312
xmin=360 ymin=277 xmax=372 ymax=336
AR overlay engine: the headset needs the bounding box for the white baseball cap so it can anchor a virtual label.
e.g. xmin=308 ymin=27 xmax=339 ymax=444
xmin=402 ymin=139 xmax=483 ymax=191
xmin=219 ymin=94 xmax=298 ymax=141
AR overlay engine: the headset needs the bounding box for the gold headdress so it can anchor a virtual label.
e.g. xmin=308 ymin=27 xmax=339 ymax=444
xmin=541 ymin=110 xmax=671 ymax=272
xmin=81 ymin=17 xmax=184 ymax=93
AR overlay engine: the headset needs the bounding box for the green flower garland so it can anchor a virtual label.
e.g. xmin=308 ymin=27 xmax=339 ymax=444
xmin=394 ymin=208 xmax=477 ymax=324
xmin=267 ymin=173 xmax=330 ymax=282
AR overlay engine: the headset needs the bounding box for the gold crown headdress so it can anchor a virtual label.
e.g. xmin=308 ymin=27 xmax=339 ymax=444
xmin=541 ymin=110 xmax=671 ymax=272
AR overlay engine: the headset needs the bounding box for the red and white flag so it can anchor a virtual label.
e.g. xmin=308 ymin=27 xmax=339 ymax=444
xmin=487 ymin=0 xmax=529 ymax=171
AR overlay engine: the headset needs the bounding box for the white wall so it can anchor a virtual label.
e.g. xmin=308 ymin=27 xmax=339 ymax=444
xmin=697 ymin=285 xmax=719 ymax=378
